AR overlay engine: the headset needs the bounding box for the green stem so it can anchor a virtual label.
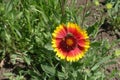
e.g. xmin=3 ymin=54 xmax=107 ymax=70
xmin=59 ymin=0 xmax=65 ymax=17
xmin=81 ymin=0 xmax=88 ymax=26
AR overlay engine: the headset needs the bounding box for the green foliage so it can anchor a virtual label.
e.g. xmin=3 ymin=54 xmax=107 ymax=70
xmin=0 ymin=0 xmax=119 ymax=80
xmin=106 ymin=0 xmax=120 ymax=30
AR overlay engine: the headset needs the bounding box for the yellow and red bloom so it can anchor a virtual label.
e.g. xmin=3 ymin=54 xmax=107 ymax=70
xmin=52 ymin=22 xmax=90 ymax=62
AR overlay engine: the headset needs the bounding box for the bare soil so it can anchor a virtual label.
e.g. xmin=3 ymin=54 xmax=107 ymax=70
xmin=97 ymin=21 xmax=120 ymax=80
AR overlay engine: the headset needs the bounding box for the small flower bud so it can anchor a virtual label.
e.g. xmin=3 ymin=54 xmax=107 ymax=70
xmin=106 ymin=3 xmax=112 ymax=9
xmin=94 ymin=0 xmax=100 ymax=6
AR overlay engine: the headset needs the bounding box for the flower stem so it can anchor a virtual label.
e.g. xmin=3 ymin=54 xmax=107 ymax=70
xmin=59 ymin=0 xmax=65 ymax=17
xmin=81 ymin=0 xmax=88 ymax=26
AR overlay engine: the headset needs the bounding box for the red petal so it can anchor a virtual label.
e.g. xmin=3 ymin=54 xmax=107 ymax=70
xmin=77 ymin=39 xmax=86 ymax=47
xmin=55 ymin=26 xmax=67 ymax=38
xmin=67 ymin=47 xmax=81 ymax=57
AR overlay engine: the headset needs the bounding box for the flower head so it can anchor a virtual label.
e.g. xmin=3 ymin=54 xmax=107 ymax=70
xmin=106 ymin=3 xmax=112 ymax=9
xmin=52 ymin=22 xmax=90 ymax=62
xmin=94 ymin=0 xmax=100 ymax=6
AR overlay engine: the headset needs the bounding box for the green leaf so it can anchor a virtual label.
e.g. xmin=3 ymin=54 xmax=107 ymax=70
xmin=85 ymin=11 xmax=90 ymax=17
xmin=90 ymin=41 xmax=101 ymax=47
xmin=87 ymin=22 xmax=98 ymax=35
xmin=5 ymin=31 xmax=11 ymax=44
xmin=11 ymin=54 xmax=18 ymax=64
xmin=28 ymin=70 xmax=41 ymax=80
xmin=41 ymin=64 xmax=55 ymax=76
xmin=15 ymin=28 xmax=22 ymax=39
xmin=104 ymin=39 xmax=110 ymax=49
xmin=91 ymin=56 xmax=111 ymax=71
xmin=57 ymin=71 xmax=66 ymax=79
xmin=16 ymin=12 xmax=23 ymax=19
xmin=72 ymin=71 xmax=77 ymax=78
xmin=23 ymin=56 xmax=31 ymax=65
xmin=3 ymin=72 xmax=13 ymax=77
xmin=5 ymin=0 xmax=13 ymax=14
xmin=91 ymin=63 xmax=100 ymax=71
xmin=44 ymin=43 xmax=53 ymax=50
xmin=38 ymin=10 xmax=48 ymax=23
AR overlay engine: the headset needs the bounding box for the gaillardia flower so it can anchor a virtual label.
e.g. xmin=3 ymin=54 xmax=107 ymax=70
xmin=52 ymin=22 xmax=90 ymax=62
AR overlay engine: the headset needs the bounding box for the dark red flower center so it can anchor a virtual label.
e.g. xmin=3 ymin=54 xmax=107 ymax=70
xmin=59 ymin=33 xmax=77 ymax=52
